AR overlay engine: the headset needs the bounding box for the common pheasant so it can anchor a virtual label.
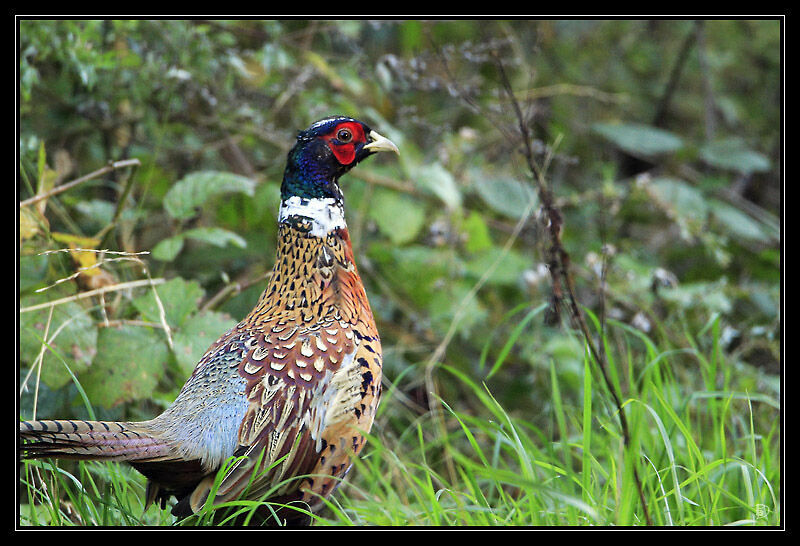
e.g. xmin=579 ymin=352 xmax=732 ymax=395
xmin=19 ymin=116 xmax=398 ymax=525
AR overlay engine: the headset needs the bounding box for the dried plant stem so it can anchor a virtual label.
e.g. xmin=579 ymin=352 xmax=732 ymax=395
xmin=19 ymin=308 xmax=87 ymax=407
xmin=424 ymin=197 xmax=537 ymax=387
xmin=421 ymin=196 xmax=538 ymax=486
xmin=200 ymin=272 xmax=271 ymax=312
xmin=35 ymin=253 xmax=148 ymax=294
xmin=493 ymin=54 xmax=653 ymax=526
xmin=516 ymin=83 xmax=629 ymax=104
xmin=29 ymin=306 xmax=53 ymax=418
xmin=19 ymin=159 xmax=141 ymax=209
xmin=19 ymin=278 xmax=165 ymax=314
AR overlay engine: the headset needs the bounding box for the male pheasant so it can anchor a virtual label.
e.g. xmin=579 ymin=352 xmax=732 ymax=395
xmin=19 ymin=116 xmax=398 ymax=525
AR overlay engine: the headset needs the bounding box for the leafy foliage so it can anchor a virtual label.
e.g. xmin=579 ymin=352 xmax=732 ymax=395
xmin=80 ymin=325 xmax=169 ymax=408
xmin=18 ymin=19 xmax=780 ymax=526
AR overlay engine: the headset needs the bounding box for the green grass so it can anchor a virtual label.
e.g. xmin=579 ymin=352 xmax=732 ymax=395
xmin=18 ymin=313 xmax=780 ymax=527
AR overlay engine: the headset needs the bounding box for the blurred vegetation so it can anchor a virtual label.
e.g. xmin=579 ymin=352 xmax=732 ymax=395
xmin=18 ymin=19 xmax=781 ymax=526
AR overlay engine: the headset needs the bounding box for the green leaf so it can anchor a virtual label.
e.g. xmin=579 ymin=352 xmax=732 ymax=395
xmin=399 ymin=20 xmax=424 ymax=53
xmin=369 ymin=188 xmax=426 ymax=245
xmin=592 ymin=122 xmax=684 ymax=156
xmin=700 ymin=138 xmax=771 ymax=174
xmin=172 ymin=311 xmax=237 ymax=376
xmin=183 ymin=226 xmax=248 ymax=249
xmin=80 ymin=325 xmax=168 ymax=407
xmin=647 ymin=177 xmax=708 ymax=220
xmin=151 ymin=227 xmax=247 ymax=262
xmin=19 ymin=298 xmax=97 ymax=390
xmin=646 ymin=177 xmax=709 ymax=240
xmin=74 ymin=199 xmax=117 ymax=227
xmin=411 ymin=163 xmax=463 ymax=210
xmin=163 ymin=171 xmax=256 ymax=220
xmin=463 ymin=247 xmax=530 ymax=286
xmin=660 ymin=279 xmax=732 ymax=314
xmin=19 ymin=253 xmax=50 ymax=293
xmin=132 ymin=277 xmax=204 ymax=329
xmin=708 ymin=199 xmax=777 ymax=242
xmin=371 ymin=245 xmax=455 ymax=307
xmin=151 ymin=235 xmax=185 ymax=262
xmin=474 ymin=175 xmax=537 ymax=220
xmin=462 ymin=211 xmax=493 ymax=253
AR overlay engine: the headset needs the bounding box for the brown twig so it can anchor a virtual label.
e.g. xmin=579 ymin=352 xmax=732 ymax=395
xmin=652 ymin=21 xmax=700 ymax=129
xmin=19 ymin=278 xmax=165 ymax=314
xmin=350 ymin=170 xmax=419 ymax=196
xmin=513 ymin=83 xmax=629 ymax=105
xmin=492 ymin=53 xmax=653 ymax=526
xmin=19 ymin=159 xmax=141 ymax=209
xmin=200 ymin=272 xmax=271 ymax=312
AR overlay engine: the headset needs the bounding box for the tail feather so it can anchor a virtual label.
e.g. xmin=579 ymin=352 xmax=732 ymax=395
xmin=19 ymin=419 xmax=175 ymax=463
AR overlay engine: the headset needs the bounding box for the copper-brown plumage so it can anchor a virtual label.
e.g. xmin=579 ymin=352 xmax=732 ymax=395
xmin=19 ymin=116 xmax=397 ymax=525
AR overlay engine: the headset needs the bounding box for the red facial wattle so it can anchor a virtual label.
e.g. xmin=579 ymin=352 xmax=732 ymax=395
xmin=323 ymin=121 xmax=367 ymax=165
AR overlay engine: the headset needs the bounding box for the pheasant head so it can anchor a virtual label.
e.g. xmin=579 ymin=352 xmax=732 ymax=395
xmin=281 ymin=116 xmax=399 ymax=202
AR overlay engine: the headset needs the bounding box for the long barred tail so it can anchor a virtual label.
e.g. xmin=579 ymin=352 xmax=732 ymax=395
xmin=19 ymin=419 xmax=173 ymax=462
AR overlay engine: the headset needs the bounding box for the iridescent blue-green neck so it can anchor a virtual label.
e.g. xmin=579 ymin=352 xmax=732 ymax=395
xmin=280 ymin=139 xmax=345 ymax=202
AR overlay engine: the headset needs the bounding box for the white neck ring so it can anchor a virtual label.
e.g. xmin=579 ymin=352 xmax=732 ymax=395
xmin=278 ymin=196 xmax=346 ymax=237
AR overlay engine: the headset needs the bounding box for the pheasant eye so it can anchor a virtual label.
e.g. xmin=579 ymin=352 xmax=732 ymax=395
xmin=336 ymin=128 xmax=353 ymax=143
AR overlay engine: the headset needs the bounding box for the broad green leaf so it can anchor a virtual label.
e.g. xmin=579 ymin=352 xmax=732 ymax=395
xmin=19 ymin=252 xmax=49 ymax=293
xmin=708 ymin=199 xmax=777 ymax=242
xmin=80 ymin=325 xmax=168 ymax=407
xmin=151 ymin=227 xmax=247 ymax=262
xmin=474 ymin=175 xmax=537 ymax=219
xmin=173 ymin=311 xmax=237 ymax=375
xmin=646 ymin=177 xmax=709 ymax=240
xmin=163 ymin=171 xmax=256 ymax=220
xmin=182 ymin=226 xmax=247 ymax=249
xmin=369 ymin=188 xmax=426 ymax=245
xmin=151 ymin=235 xmax=185 ymax=262
xmin=700 ymin=138 xmax=771 ymax=174
xmin=593 ymin=122 xmax=684 ymax=156
xmin=462 ymin=210 xmax=493 ymax=253
xmin=647 ymin=177 xmax=708 ymax=220
xmin=412 ymin=163 xmax=463 ymax=210
xmin=132 ymin=277 xmax=204 ymax=329
xmin=19 ymin=297 xmax=97 ymax=389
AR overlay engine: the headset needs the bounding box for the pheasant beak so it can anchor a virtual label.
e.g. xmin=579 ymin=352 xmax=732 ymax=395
xmin=364 ymin=130 xmax=400 ymax=155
